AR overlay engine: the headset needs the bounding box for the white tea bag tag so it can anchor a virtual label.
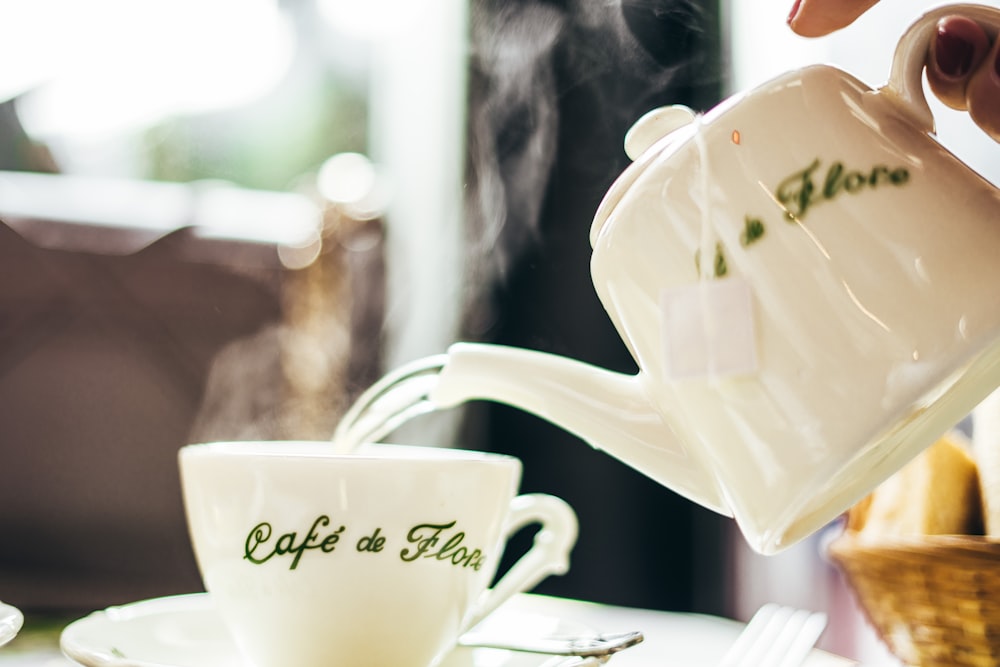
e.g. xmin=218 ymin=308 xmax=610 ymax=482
xmin=661 ymin=279 xmax=758 ymax=381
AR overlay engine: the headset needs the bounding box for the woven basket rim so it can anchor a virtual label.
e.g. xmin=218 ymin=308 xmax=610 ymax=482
xmin=829 ymin=531 xmax=1000 ymax=559
xmin=829 ymin=532 xmax=1000 ymax=667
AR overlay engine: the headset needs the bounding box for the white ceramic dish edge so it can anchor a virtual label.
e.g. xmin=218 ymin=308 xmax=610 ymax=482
xmin=0 ymin=601 xmax=24 ymax=648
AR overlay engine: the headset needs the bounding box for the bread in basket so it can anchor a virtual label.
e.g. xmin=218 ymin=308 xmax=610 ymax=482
xmin=827 ymin=432 xmax=1000 ymax=667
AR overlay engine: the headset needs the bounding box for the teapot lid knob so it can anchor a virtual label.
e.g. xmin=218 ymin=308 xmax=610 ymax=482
xmin=623 ymin=105 xmax=698 ymax=160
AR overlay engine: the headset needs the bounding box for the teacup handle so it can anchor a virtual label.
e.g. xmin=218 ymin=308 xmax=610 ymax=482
xmin=884 ymin=3 xmax=1000 ymax=134
xmin=463 ymin=493 xmax=578 ymax=630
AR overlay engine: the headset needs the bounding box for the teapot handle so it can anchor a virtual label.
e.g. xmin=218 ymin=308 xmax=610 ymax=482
xmin=884 ymin=3 xmax=1000 ymax=134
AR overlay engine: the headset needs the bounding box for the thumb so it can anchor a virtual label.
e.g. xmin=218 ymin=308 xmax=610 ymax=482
xmin=787 ymin=0 xmax=881 ymax=37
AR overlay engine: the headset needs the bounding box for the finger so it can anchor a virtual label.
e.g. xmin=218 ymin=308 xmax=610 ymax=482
xmin=965 ymin=32 xmax=1000 ymax=142
xmin=787 ymin=0 xmax=881 ymax=37
xmin=927 ymin=16 xmax=991 ymax=111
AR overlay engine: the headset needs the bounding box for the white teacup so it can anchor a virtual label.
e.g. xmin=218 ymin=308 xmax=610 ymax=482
xmin=178 ymin=441 xmax=577 ymax=667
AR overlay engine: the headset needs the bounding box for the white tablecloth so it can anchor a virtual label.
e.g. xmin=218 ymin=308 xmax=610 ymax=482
xmin=0 ymin=593 xmax=855 ymax=667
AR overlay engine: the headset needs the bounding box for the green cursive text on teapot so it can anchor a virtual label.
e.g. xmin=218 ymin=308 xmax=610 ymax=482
xmin=776 ymin=158 xmax=909 ymax=220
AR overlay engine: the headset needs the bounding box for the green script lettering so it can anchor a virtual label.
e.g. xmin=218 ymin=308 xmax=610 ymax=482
xmin=776 ymin=158 xmax=909 ymax=220
xmin=244 ymin=515 xmax=345 ymax=570
xmin=400 ymin=520 xmax=487 ymax=570
xmin=692 ymin=159 xmax=908 ymax=280
xmin=356 ymin=527 xmax=386 ymax=553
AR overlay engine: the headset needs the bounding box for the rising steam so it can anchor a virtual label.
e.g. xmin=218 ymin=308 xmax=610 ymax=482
xmin=461 ymin=0 xmax=715 ymax=335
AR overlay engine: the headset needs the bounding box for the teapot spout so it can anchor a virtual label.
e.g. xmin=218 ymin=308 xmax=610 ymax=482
xmin=430 ymin=343 xmax=729 ymax=516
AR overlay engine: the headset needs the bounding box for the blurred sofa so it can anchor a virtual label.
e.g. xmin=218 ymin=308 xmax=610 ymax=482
xmin=0 ymin=171 xmax=384 ymax=613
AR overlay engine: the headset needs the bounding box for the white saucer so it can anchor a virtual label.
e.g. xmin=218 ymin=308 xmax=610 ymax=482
xmin=0 ymin=601 xmax=23 ymax=648
xmin=60 ymin=593 xmax=605 ymax=667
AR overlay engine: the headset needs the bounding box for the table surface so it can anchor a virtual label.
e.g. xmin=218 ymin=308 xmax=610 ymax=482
xmin=0 ymin=593 xmax=856 ymax=667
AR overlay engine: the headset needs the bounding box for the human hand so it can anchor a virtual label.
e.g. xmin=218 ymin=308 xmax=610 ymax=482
xmin=788 ymin=1 xmax=1000 ymax=141
xmin=786 ymin=0 xmax=880 ymax=36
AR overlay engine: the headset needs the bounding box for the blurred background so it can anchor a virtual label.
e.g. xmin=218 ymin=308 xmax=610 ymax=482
xmin=0 ymin=0 xmax=997 ymax=664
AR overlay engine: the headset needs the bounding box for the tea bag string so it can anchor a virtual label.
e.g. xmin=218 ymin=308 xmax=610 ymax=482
xmin=689 ymin=114 xmax=763 ymax=382
xmin=693 ymin=113 xmax=723 ymax=350
xmin=692 ymin=113 xmax=755 ymax=286
xmin=695 ymin=113 xmax=715 ymax=285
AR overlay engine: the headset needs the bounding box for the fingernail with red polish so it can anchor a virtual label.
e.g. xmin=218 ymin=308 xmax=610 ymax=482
xmin=787 ymin=0 xmax=802 ymax=26
xmin=935 ymin=23 xmax=976 ymax=78
xmin=934 ymin=17 xmax=991 ymax=80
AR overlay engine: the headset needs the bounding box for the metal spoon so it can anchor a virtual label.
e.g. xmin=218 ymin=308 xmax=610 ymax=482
xmin=458 ymin=628 xmax=644 ymax=657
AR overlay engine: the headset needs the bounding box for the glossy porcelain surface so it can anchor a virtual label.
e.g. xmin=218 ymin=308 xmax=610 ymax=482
xmin=591 ymin=61 xmax=1000 ymax=551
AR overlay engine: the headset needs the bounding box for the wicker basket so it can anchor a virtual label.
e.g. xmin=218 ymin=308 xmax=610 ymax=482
xmin=828 ymin=532 xmax=1000 ymax=667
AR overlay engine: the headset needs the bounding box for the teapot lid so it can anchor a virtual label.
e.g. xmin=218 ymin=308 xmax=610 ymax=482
xmin=590 ymin=105 xmax=698 ymax=247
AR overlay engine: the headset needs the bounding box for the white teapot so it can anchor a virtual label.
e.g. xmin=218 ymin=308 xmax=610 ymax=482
xmin=346 ymin=4 xmax=1000 ymax=554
